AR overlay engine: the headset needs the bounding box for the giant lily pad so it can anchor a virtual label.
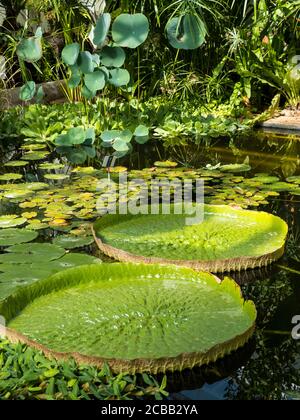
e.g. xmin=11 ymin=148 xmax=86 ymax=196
xmin=2 ymin=263 xmax=256 ymax=374
xmin=93 ymin=204 xmax=288 ymax=272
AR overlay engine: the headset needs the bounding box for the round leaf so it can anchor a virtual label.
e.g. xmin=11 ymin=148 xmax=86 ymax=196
xmin=84 ymin=71 xmax=106 ymax=92
xmin=113 ymin=139 xmax=129 ymax=152
xmin=19 ymin=81 xmax=36 ymax=101
xmin=94 ymin=13 xmax=111 ymax=47
xmin=62 ymin=43 xmax=80 ymax=66
xmin=100 ymin=46 xmax=126 ymax=68
xmin=0 ymin=229 xmax=38 ymax=247
xmin=109 ymin=68 xmax=130 ymax=87
xmin=112 ymin=13 xmax=149 ymax=49
xmin=77 ymin=52 xmax=95 ymax=74
xmin=17 ymin=36 xmax=42 ymax=63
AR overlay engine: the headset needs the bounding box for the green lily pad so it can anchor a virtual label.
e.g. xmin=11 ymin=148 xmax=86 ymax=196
xmin=0 ymin=229 xmax=38 ymax=246
xmin=22 ymin=151 xmax=50 ymax=161
xmin=220 ymin=163 xmax=251 ymax=173
xmin=154 ymin=161 xmax=178 ymax=168
xmin=44 ymin=174 xmax=70 ymax=181
xmin=253 ymin=175 xmax=280 ymax=184
xmin=48 ymin=253 xmax=102 ymax=271
xmin=0 ymin=215 xmax=27 ymax=229
xmin=0 ymin=174 xmax=23 ymax=181
xmin=4 ymin=161 xmax=29 ymax=167
xmin=286 ymin=176 xmax=300 ymax=184
xmin=3 ymin=263 xmax=256 ymax=374
xmin=38 ymin=163 xmax=65 ymax=170
xmin=93 ymin=204 xmax=288 ymax=272
xmin=261 ymin=182 xmax=298 ymax=192
xmin=0 ymin=243 xmax=65 ymax=264
xmin=52 ymin=235 xmax=94 ymax=249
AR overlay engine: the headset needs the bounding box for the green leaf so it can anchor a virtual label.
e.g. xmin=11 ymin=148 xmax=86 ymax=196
xmin=68 ymin=127 xmax=86 ymax=145
xmin=94 ymin=204 xmax=288 ymax=273
xmin=109 ymin=68 xmax=130 ymax=87
xmin=17 ymin=36 xmax=42 ymax=63
xmin=68 ymin=65 xmax=81 ymax=89
xmin=166 ymin=14 xmax=207 ymax=50
xmin=112 ymin=13 xmax=149 ymax=49
xmin=101 ymin=130 xmax=122 ymax=143
xmin=81 ymin=85 xmax=96 ymax=100
xmin=84 ymin=71 xmax=106 ymax=92
xmin=19 ymin=81 xmax=36 ymax=101
xmin=77 ymin=52 xmax=95 ymax=74
xmin=134 ymin=125 xmax=149 ymax=137
xmin=113 ymin=139 xmax=129 ymax=152
xmin=94 ymin=13 xmax=111 ymax=47
xmin=62 ymin=43 xmax=80 ymax=66
xmin=53 ymin=235 xmax=94 ymax=250
xmin=44 ymin=368 xmax=59 ymax=378
xmin=100 ymin=46 xmax=126 ymax=68
xmin=36 ymin=86 xmax=44 ymax=103
xmin=0 ymin=229 xmax=38 ymax=246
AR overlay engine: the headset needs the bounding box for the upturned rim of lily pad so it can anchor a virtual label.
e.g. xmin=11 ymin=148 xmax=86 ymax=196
xmin=92 ymin=204 xmax=288 ymax=273
xmin=2 ymin=263 xmax=256 ymax=374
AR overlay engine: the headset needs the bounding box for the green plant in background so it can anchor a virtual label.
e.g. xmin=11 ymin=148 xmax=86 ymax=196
xmin=55 ymin=126 xmax=96 ymax=164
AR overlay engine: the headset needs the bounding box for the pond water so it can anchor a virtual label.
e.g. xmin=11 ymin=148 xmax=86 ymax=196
xmin=0 ymin=129 xmax=300 ymax=400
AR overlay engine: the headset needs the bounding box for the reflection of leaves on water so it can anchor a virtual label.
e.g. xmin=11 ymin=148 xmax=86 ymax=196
xmin=287 ymin=228 xmax=300 ymax=263
xmin=225 ymin=332 xmax=300 ymax=400
xmin=241 ymin=271 xmax=293 ymax=328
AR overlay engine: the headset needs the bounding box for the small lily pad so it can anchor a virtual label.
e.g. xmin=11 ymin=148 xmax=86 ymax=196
xmin=220 ymin=164 xmax=251 ymax=173
xmin=4 ymin=161 xmax=29 ymax=167
xmin=48 ymin=253 xmax=102 ymax=271
xmin=44 ymin=174 xmax=70 ymax=181
xmin=3 ymin=243 xmax=65 ymax=263
xmin=0 ymin=229 xmax=38 ymax=246
xmin=0 ymin=215 xmax=27 ymax=229
xmin=154 ymin=161 xmax=178 ymax=168
xmin=53 ymin=235 xmax=94 ymax=249
xmin=287 ymin=176 xmax=300 ymax=184
xmin=0 ymin=173 xmax=23 ymax=181
xmin=39 ymin=163 xmax=65 ymax=170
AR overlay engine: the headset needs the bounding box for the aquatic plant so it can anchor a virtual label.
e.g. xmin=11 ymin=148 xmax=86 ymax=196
xmin=93 ymin=204 xmax=288 ymax=273
xmin=2 ymin=263 xmax=256 ymax=374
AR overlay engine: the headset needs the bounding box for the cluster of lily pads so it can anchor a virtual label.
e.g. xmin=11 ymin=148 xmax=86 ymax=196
xmin=0 ymin=224 xmax=101 ymax=300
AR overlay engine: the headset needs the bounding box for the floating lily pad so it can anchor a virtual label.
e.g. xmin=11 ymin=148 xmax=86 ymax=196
xmin=22 ymin=151 xmax=50 ymax=161
xmin=1 ymin=243 xmax=65 ymax=264
xmin=53 ymin=235 xmax=94 ymax=249
xmin=0 ymin=215 xmax=27 ymax=229
xmin=0 ymin=229 xmax=38 ymax=246
xmin=0 ymin=173 xmax=23 ymax=181
xmin=220 ymin=163 xmax=251 ymax=173
xmin=44 ymin=174 xmax=70 ymax=181
xmin=48 ymin=253 xmax=102 ymax=271
xmin=4 ymin=161 xmax=29 ymax=167
xmin=154 ymin=161 xmax=178 ymax=168
xmin=261 ymin=182 xmax=298 ymax=192
xmin=93 ymin=204 xmax=288 ymax=272
xmin=286 ymin=176 xmax=300 ymax=184
xmin=38 ymin=163 xmax=65 ymax=170
xmin=3 ymin=264 xmax=256 ymax=374
xmin=252 ymin=175 xmax=280 ymax=184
